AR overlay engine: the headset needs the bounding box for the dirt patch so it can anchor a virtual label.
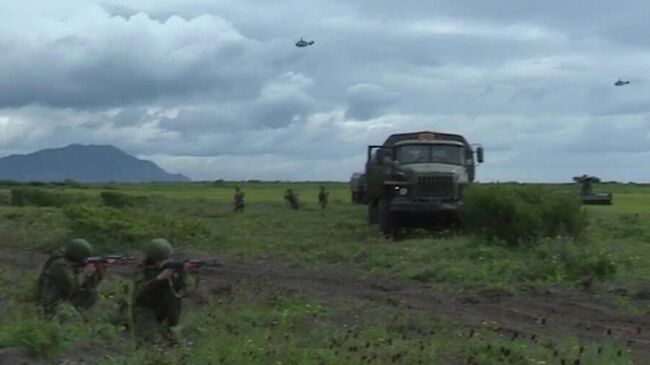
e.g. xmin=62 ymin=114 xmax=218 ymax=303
xmin=3 ymin=248 xmax=650 ymax=362
xmin=209 ymin=261 xmax=650 ymax=361
xmin=0 ymin=347 xmax=43 ymax=365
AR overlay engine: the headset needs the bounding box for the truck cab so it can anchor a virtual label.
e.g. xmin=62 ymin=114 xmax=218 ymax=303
xmin=365 ymin=131 xmax=483 ymax=236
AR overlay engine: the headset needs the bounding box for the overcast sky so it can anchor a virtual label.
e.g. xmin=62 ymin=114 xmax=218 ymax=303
xmin=1 ymin=0 xmax=650 ymax=182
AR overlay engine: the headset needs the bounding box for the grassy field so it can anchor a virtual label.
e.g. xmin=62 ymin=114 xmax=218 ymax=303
xmin=0 ymin=181 xmax=648 ymax=364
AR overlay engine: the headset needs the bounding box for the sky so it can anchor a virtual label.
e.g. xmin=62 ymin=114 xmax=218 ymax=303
xmin=1 ymin=1 xmax=650 ymax=182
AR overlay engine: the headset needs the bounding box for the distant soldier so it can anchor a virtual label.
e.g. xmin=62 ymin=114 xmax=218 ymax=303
xmin=131 ymin=238 xmax=193 ymax=345
xmin=284 ymin=188 xmax=299 ymax=210
xmin=318 ymin=186 xmax=329 ymax=209
xmin=233 ymin=187 xmax=245 ymax=212
xmin=35 ymin=238 xmax=105 ymax=316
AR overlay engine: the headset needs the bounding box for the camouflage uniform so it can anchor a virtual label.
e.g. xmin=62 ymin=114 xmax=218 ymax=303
xmin=233 ymin=187 xmax=245 ymax=213
xmin=284 ymin=189 xmax=299 ymax=210
xmin=318 ymin=186 xmax=329 ymax=209
xmin=35 ymin=239 xmax=102 ymax=316
xmin=131 ymin=238 xmax=183 ymax=344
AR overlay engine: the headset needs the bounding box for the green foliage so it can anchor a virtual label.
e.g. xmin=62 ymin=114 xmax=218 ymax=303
xmin=0 ymin=208 xmax=69 ymax=250
xmin=0 ymin=191 xmax=11 ymax=206
xmin=63 ymin=205 xmax=208 ymax=251
xmin=462 ymin=185 xmax=587 ymax=246
xmin=9 ymin=187 xmax=91 ymax=207
xmin=11 ymin=188 xmax=67 ymax=207
xmin=100 ymin=191 xmax=148 ymax=208
xmin=524 ymin=238 xmax=617 ymax=282
xmin=0 ymin=315 xmax=62 ymax=356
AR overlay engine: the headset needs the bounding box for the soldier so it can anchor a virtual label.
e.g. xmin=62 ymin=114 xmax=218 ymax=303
xmin=318 ymin=186 xmax=329 ymax=209
xmin=35 ymin=238 xmax=104 ymax=316
xmin=233 ymin=187 xmax=245 ymax=212
xmin=284 ymin=188 xmax=299 ymax=210
xmin=131 ymin=238 xmax=193 ymax=344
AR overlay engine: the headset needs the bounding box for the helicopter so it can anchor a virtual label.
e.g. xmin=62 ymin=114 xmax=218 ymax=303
xmin=295 ymin=37 xmax=314 ymax=48
xmin=614 ymin=78 xmax=630 ymax=86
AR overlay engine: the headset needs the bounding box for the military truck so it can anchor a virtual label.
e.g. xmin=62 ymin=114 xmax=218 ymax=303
xmin=349 ymin=172 xmax=367 ymax=204
xmin=365 ymin=131 xmax=483 ymax=236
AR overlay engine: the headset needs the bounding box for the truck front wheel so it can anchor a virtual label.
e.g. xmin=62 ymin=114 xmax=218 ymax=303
xmin=378 ymin=199 xmax=398 ymax=238
xmin=368 ymin=199 xmax=378 ymax=224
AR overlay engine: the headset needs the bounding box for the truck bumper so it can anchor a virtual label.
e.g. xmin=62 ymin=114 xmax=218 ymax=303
xmin=388 ymin=197 xmax=461 ymax=213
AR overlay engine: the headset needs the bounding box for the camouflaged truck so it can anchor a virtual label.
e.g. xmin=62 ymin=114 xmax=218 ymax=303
xmin=349 ymin=172 xmax=367 ymax=204
xmin=365 ymin=131 xmax=484 ymax=236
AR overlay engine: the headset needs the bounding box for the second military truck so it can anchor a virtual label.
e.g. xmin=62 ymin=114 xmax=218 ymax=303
xmin=365 ymin=131 xmax=483 ymax=236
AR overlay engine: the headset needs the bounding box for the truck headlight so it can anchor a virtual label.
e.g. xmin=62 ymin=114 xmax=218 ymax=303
xmin=398 ymin=187 xmax=408 ymax=196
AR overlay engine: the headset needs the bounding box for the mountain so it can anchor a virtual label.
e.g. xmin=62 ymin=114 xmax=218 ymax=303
xmin=0 ymin=144 xmax=190 ymax=182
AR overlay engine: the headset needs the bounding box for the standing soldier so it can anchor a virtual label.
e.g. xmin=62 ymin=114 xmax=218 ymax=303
xmin=35 ymin=238 xmax=105 ymax=316
xmin=233 ymin=187 xmax=245 ymax=212
xmin=318 ymin=186 xmax=329 ymax=209
xmin=284 ymin=188 xmax=299 ymax=210
xmin=131 ymin=238 xmax=194 ymax=345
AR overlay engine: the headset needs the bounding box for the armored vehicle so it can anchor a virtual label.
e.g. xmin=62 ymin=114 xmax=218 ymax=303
xmin=573 ymin=175 xmax=612 ymax=205
xmin=365 ymin=131 xmax=483 ymax=236
xmin=349 ymin=172 xmax=367 ymax=204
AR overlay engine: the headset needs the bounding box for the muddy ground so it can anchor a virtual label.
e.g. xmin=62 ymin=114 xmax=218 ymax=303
xmin=2 ymin=248 xmax=650 ymax=364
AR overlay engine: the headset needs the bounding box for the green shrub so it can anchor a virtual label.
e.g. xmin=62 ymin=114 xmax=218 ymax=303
xmin=10 ymin=188 xmax=91 ymax=207
xmin=0 ymin=180 xmax=24 ymax=186
xmin=11 ymin=188 xmax=66 ymax=207
xmin=50 ymin=179 xmax=88 ymax=189
xmin=530 ymin=238 xmax=617 ymax=282
xmin=461 ymin=185 xmax=587 ymax=246
xmin=0 ymin=191 xmax=11 ymax=205
xmin=100 ymin=191 xmax=148 ymax=208
xmin=63 ymin=205 xmax=209 ymax=251
xmin=0 ymin=317 xmax=62 ymax=356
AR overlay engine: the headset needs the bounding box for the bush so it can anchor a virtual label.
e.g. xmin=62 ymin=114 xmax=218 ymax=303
xmin=100 ymin=191 xmax=148 ymax=208
xmin=529 ymin=238 xmax=617 ymax=282
xmin=11 ymin=188 xmax=66 ymax=207
xmin=50 ymin=179 xmax=88 ymax=189
xmin=461 ymin=185 xmax=587 ymax=246
xmin=0 ymin=180 xmax=24 ymax=186
xmin=0 ymin=317 xmax=62 ymax=356
xmin=63 ymin=205 xmax=209 ymax=251
xmin=0 ymin=191 xmax=11 ymax=205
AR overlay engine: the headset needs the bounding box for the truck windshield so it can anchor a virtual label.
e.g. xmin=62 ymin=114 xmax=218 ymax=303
xmin=396 ymin=144 xmax=464 ymax=165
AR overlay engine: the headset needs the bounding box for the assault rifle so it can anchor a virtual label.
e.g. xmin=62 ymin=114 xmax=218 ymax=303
xmin=85 ymin=255 xmax=136 ymax=265
xmin=161 ymin=259 xmax=223 ymax=292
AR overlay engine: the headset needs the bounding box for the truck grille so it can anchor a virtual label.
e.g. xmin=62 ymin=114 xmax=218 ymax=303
xmin=414 ymin=174 xmax=455 ymax=198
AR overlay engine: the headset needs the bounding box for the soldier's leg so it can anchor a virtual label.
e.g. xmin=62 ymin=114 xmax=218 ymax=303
xmin=132 ymin=306 xmax=167 ymax=346
xmin=71 ymin=288 xmax=99 ymax=311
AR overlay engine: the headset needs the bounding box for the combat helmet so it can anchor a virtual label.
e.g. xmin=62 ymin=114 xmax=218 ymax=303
xmin=64 ymin=238 xmax=92 ymax=262
xmin=144 ymin=238 xmax=173 ymax=262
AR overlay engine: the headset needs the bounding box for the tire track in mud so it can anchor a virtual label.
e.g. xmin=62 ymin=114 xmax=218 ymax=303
xmin=3 ymin=248 xmax=650 ymax=361
xmin=213 ymin=261 xmax=650 ymax=361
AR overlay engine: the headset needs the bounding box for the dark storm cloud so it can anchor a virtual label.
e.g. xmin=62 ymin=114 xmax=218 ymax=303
xmin=564 ymin=118 xmax=650 ymax=153
xmin=0 ymin=11 xmax=268 ymax=109
xmin=2 ymin=0 xmax=650 ymax=181
xmin=344 ymin=84 xmax=399 ymax=121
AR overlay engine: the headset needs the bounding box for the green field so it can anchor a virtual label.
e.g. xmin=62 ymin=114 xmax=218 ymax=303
xmin=0 ymin=181 xmax=649 ymax=364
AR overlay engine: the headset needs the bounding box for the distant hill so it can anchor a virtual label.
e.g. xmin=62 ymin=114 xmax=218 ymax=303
xmin=0 ymin=144 xmax=190 ymax=182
